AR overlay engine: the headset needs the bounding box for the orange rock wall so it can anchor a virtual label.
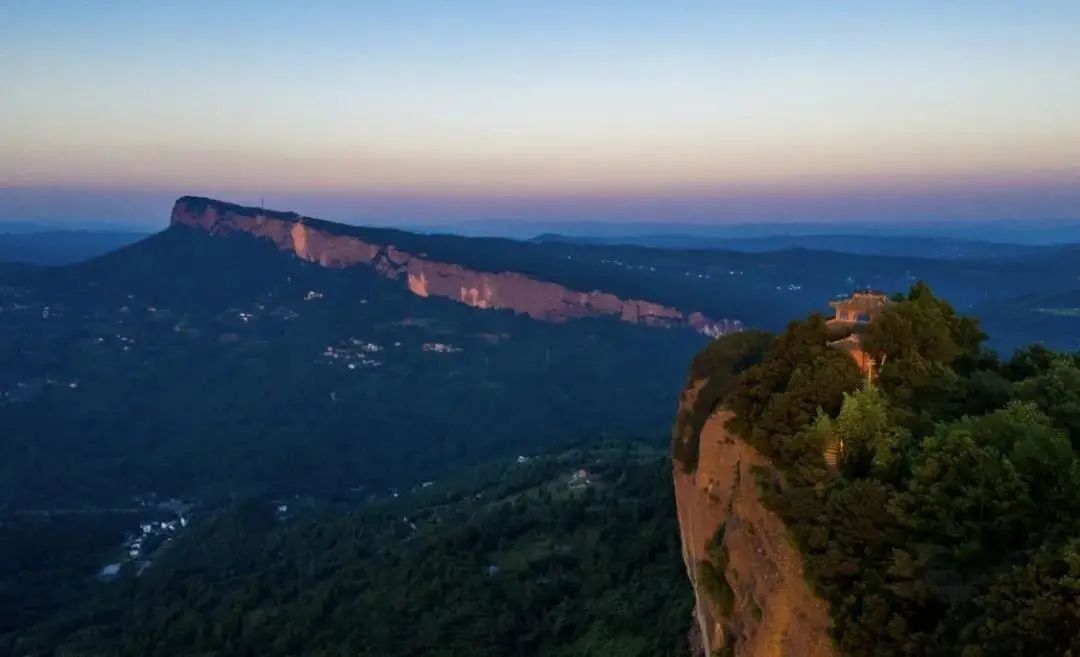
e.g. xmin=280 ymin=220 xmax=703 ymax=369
xmin=674 ymin=390 xmax=836 ymax=657
xmin=171 ymin=198 xmax=740 ymax=336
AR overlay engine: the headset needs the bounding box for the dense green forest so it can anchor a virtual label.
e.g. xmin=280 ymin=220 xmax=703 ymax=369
xmin=678 ymin=283 xmax=1080 ymax=656
xmin=5 ymin=444 xmax=690 ymax=657
xmin=0 ymin=228 xmax=703 ymax=508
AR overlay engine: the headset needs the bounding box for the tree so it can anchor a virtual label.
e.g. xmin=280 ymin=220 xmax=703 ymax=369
xmin=892 ymin=426 xmax=1034 ymax=566
xmin=831 ymin=386 xmax=908 ymax=480
xmin=955 ymin=539 xmax=1080 ymax=657
xmin=727 ymin=314 xmax=862 ymax=459
xmin=863 ymin=283 xmax=988 ymax=432
xmin=1014 ymin=357 xmax=1080 ymax=448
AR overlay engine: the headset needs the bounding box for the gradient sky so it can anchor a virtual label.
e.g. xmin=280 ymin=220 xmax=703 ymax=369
xmin=3 ymin=1 xmax=1079 ymax=226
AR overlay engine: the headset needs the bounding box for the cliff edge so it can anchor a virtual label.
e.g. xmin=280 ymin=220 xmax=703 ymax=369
xmin=170 ymin=196 xmax=740 ymax=336
xmin=673 ymin=384 xmax=835 ymax=657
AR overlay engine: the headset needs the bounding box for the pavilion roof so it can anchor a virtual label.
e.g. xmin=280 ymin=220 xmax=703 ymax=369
xmin=829 ymin=291 xmax=890 ymax=313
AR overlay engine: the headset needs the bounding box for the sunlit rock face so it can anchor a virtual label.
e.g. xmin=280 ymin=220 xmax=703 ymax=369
xmin=170 ymin=196 xmax=741 ymax=336
xmin=672 ymin=392 xmax=836 ymax=657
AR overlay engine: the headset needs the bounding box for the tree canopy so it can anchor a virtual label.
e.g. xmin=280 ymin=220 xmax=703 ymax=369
xmin=686 ymin=282 xmax=1080 ymax=657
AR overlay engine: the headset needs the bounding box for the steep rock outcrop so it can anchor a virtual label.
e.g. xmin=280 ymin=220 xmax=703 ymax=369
xmin=674 ymin=386 xmax=835 ymax=657
xmin=170 ymin=196 xmax=740 ymax=336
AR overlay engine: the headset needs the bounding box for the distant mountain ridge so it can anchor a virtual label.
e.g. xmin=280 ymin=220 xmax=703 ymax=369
xmin=171 ymin=196 xmax=740 ymax=337
xmin=532 ymin=232 xmax=1062 ymax=261
xmin=0 ymin=229 xmax=148 ymax=265
xmin=445 ymin=218 xmax=1080 ymax=245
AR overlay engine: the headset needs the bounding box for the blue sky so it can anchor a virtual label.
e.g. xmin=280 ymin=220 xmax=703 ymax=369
xmin=2 ymin=1 xmax=1079 ymax=226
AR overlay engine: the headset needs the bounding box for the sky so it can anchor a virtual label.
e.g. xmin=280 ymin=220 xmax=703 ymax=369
xmin=2 ymin=1 xmax=1079 ymax=227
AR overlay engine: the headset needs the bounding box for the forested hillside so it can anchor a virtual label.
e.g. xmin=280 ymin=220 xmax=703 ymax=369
xmin=9 ymin=197 xmax=1076 ymax=512
xmin=5 ymin=444 xmax=690 ymax=657
xmin=3 ymin=199 xmax=1079 ymax=656
xmin=0 ymin=227 xmax=703 ymax=508
xmin=677 ymin=284 xmax=1079 ymax=656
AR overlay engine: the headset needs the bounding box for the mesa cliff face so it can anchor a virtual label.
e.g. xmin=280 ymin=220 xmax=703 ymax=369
xmin=170 ymin=196 xmax=740 ymax=336
xmin=673 ymin=385 xmax=835 ymax=657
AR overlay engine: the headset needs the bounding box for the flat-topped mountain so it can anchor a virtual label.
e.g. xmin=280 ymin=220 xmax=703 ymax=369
xmin=170 ymin=197 xmax=1080 ymax=353
xmin=2 ymin=197 xmax=1078 ymax=511
xmin=170 ymin=196 xmax=738 ymax=336
xmin=2 ymin=197 xmax=754 ymax=512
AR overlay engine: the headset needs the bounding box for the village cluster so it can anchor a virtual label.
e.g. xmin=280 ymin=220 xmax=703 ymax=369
xmin=318 ymin=339 xmax=465 ymax=367
xmin=320 ymin=338 xmax=385 ymax=369
xmin=597 ymin=257 xmax=748 ymax=280
xmin=421 ymin=342 xmax=462 ymax=353
xmin=599 ymin=258 xmax=658 ymax=273
xmin=124 ymin=516 xmax=188 ymax=560
xmin=97 ymin=511 xmax=191 ymax=581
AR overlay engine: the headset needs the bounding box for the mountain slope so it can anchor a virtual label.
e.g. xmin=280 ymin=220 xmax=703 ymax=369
xmin=0 ymin=202 xmax=726 ymax=510
xmin=4 ymin=443 xmax=693 ymax=656
xmin=3 ymin=197 xmax=1077 ymax=511
xmin=169 ymin=196 xmax=737 ymax=335
xmin=166 ymin=197 xmax=1080 ymax=347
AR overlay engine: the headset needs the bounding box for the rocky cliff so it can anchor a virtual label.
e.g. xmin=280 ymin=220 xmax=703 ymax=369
xmin=170 ymin=196 xmax=740 ymax=336
xmin=673 ymin=385 xmax=835 ymax=657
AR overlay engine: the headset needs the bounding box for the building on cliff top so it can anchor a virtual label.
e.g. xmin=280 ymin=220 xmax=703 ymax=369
xmin=826 ymin=290 xmax=891 ymax=383
xmin=823 ymin=291 xmax=892 ymax=470
xmin=827 ymin=289 xmax=889 ymax=325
